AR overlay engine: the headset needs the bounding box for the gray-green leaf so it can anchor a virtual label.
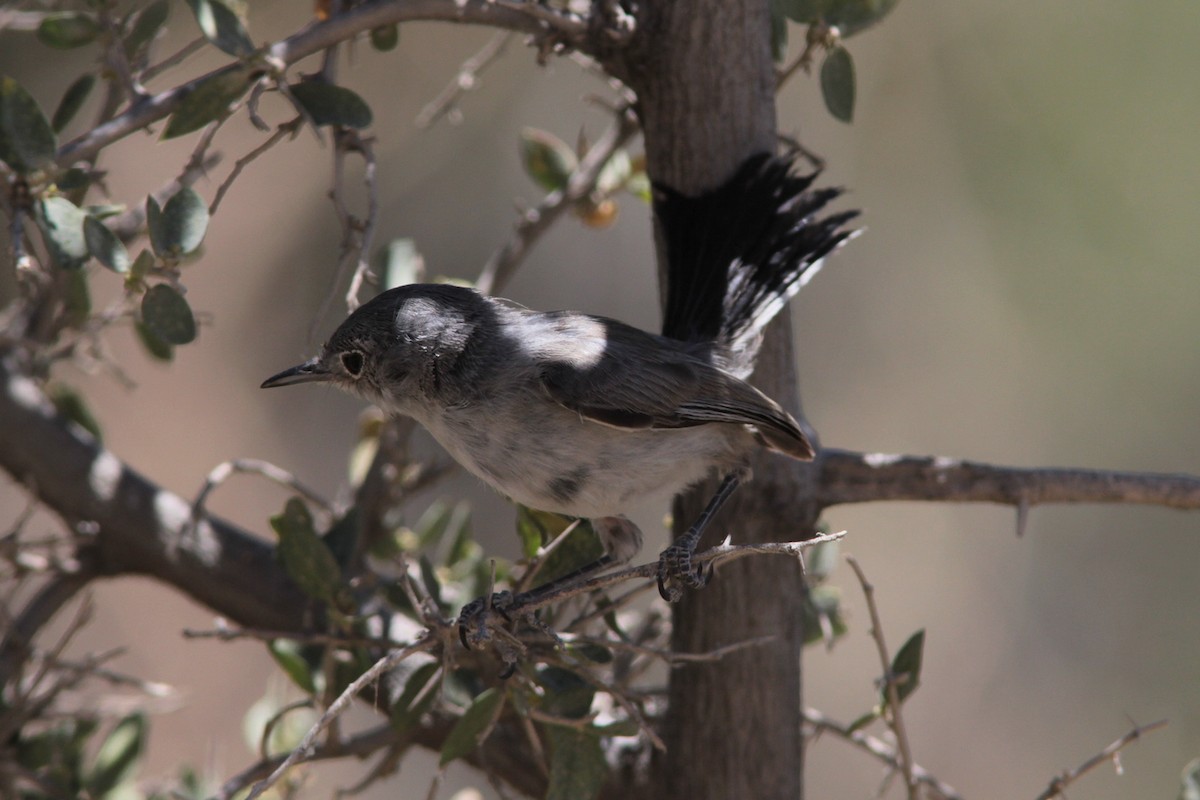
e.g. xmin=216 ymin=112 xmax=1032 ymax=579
xmin=288 ymin=82 xmax=373 ymax=129
xmin=185 ymin=0 xmax=254 ymax=57
xmin=37 ymin=196 xmax=89 ymax=267
xmin=0 ymin=75 xmax=57 ymax=173
xmin=439 ymin=687 xmax=504 ymax=766
xmin=519 ymin=128 xmax=577 ymax=192
xmin=141 ymin=284 xmax=196 ymax=345
xmin=820 ymin=45 xmax=856 ymax=123
xmin=824 ymin=0 xmax=901 ymax=38
xmin=85 ymin=713 xmax=146 ymax=797
xmin=370 ymin=24 xmax=399 ymax=52
xmin=125 ymin=0 xmax=171 ymax=60
xmin=390 ymin=662 xmax=440 ymax=733
xmin=135 ymin=321 xmax=174 ymax=361
xmin=84 ymin=216 xmax=130 ymax=273
xmin=37 ymin=13 xmax=101 ymax=49
xmin=545 ymin=726 xmax=607 ymax=800
xmin=884 ymin=628 xmax=925 ymax=708
xmin=147 ymin=188 xmax=209 ymax=257
xmin=270 ymin=497 xmax=343 ymax=605
xmin=162 ymin=67 xmax=253 ymax=140
xmin=49 ymin=384 xmax=103 ymax=442
xmin=268 ymin=639 xmax=317 ymax=694
xmin=52 ymin=74 xmax=95 ymax=134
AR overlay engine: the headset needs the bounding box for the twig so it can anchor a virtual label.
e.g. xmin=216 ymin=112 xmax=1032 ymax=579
xmin=216 ymin=723 xmax=400 ymax=800
xmin=210 ymin=120 xmax=303 ymax=215
xmin=1034 ymin=718 xmax=1168 ymax=800
xmin=818 ymin=449 xmax=1200 ymax=511
xmin=56 ymin=0 xmax=573 ymax=167
xmin=142 ymin=37 xmax=207 ymax=82
xmin=182 ymin=619 xmax=396 ymax=649
xmin=244 ymin=634 xmax=437 ymax=800
xmin=803 ymin=706 xmax=964 ymax=800
xmin=846 ymin=555 xmax=918 ymax=800
xmin=563 ymin=632 xmax=776 ymax=665
xmin=189 ymin=458 xmax=333 ymax=533
xmin=475 ymin=102 xmax=640 ymax=295
xmin=416 ymin=31 xmax=514 ymax=128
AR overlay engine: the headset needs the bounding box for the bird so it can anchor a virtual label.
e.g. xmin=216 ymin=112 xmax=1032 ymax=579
xmin=262 ymin=152 xmax=856 ymax=607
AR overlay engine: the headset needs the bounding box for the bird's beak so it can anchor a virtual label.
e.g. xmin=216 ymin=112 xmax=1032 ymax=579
xmin=261 ymin=357 xmax=331 ymax=388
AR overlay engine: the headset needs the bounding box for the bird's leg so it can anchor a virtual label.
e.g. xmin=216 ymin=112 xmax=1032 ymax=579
xmin=657 ymin=467 xmax=748 ymax=602
xmin=458 ymin=516 xmax=642 ymax=650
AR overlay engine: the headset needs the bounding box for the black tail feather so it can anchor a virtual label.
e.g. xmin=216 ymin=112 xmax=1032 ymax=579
xmin=654 ymin=153 xmax=858 ymax=375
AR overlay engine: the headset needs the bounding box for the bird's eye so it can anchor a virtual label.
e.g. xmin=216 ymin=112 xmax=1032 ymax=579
xmin=340 ymin=350 xmax=365 ymax=377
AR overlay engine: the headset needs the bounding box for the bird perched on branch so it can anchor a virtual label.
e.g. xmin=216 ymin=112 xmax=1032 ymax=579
xmin=262 ymin=152 xmax=856 ymax=607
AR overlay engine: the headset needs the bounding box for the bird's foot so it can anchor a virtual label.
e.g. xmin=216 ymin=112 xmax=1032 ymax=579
xmin=656 ymin=536 xmax=714 ymax=602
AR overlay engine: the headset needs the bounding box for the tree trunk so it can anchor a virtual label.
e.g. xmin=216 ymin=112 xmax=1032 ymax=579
xmin=619 ymin=2 xmax=817 ymax=798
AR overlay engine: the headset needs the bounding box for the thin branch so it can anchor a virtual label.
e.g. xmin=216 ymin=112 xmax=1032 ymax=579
xmin=244 ymin=634 xmax=437 ymax=800
xmin=1034 ymin=718 xmax=1168 ymax=800
xmin=0 ymin=553 xmax=99 ymax=686
xmin=803 ymin=707 xmax=964 ymax=800
xmin=475 ymin=102 xmax=640 ymax=295
xmin=55 ymin=0 xmax=584 ymax=167
xmin=210 ymin=120 xmax=303 ymax=215
xmin=845 ymin=555 xmax=918 ymax=800
xmin=416 ymin=31 xmax=514 ymax=129
xmin=189 ymin=458 xmax=333 ymax=532
xmin=818 ymin=449 xmax=1200 ymax=511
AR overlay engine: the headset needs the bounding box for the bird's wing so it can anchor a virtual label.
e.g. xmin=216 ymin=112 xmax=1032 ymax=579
xmin=534 ymin=315 xmax=812 ymax=458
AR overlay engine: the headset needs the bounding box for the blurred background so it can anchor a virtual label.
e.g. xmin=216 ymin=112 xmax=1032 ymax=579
xmin=2 ymin=0 xmax=1198 ymax=797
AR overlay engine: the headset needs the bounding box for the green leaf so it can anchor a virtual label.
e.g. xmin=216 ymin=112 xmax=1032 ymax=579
xmin=63 ymin=268 xmax=91 ymax=327
xmin=162 ymin=67 xmax=253 ymax=140
xmin=769 ymin=0 xmax=789 ymax=62
xmin=185 ymin=0 xmax=254 ymax=57
xmin=135 ymin=321 xmax=174 ymax=361
xmin=128 ymin=249 xmax=155 ymax=283
xmin=0 ymin=75 xmax=57 ymax=173
xmin=380 ymin=238 xmax=424 ymax=290
xmin=444 ymin=503 xmax=474 ymax=566
xmin=778 ymin=0 xmax=826 ymax=23
xmin=268 ymin=639 xmax=317 ymax=694
xmin=846 ymin=708 xmax=879 ymax=734
xmin=806 ymin=538 xmax=839 ymax=581
xmin=37 ymin=196 xmax=89 ymax=267
xmin=538 ymin=667 xmax=594 ymax=719
xmin=85 ymin=713 xmax=146 ymax=797
xmin=390 ymin=662 xmax=440 ymax=733
xmin=596 ymin=149 xmax=631 ymax=195
xmin=884 ymin=628 xmax=925 ymax=708
xmin=802 ymin=585 xmax=848 ymax=646
xmin=147 ymin=188 xmax=209 ymax=257
xmin=418 ymin=553 xmax=443 ymax=608
xmin=415 ymin=500 xmax=455 ymax=548
xmin=369 ymin=24 xmax=399 ymax=52
xmin=52 ymin=74 xmax=96 ymax=134
xmin=545 ymin=726 xmax=607 ymax=800
xmin=1180 ymin=757 xmax=1200 ymax=800
xmin=439 ymin=687 xmax=504 ymax=766
xmin=141 ymin=284 xmax=196 ymax=345
xmin=37 ymin=13 xmax=101 ymax=49
xmin=270 ymin=497 xmax=343 ymax=605
xmin=519 ymin=128 xmax=577 ymax=192
xmin=57 ymin=167 xmax=92 ymax=191
xmin=820 ymin=45 xmax=856 ymax=123
xmin=288 ymin=82 xmax=373 ymax=129
xmin=824 ymin=0 xmax=901 ymax=37
xmin=49 ymin=384 xmax=102 ymax=442
xmin=125 ymin=0 xmax=171 ymax=60
xmin=537 ymin=518 xmax=603 ymax=586
xmin=84 ymin=216 xmax=130 ymax=273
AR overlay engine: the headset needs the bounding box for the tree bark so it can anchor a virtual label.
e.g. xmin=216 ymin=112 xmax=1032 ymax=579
xmin=620 ymin=2 xmax=815 ymax=798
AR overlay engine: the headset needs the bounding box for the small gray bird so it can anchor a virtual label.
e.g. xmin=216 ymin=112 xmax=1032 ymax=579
xmin=263 ymin=153 xmax=856 ymax=603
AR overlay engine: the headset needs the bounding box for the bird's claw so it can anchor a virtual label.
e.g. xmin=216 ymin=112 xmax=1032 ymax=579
xmin=656 ymin=541 xmax=713 ymax=602
xmin=457 ymin=591 xmax=515 ymax=650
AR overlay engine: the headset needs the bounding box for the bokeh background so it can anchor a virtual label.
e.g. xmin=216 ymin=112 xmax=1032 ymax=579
xmin=2 ymin=0 xmax=1198 ymax=797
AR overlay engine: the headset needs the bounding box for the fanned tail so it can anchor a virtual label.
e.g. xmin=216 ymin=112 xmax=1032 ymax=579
xmin=654 ymin=153 xmax=859 ymax=377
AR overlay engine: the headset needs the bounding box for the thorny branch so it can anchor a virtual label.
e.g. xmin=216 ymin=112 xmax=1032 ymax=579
xmin=803 ymin=706 xmax=963 ymax=800
xmin=1034 ymin=719 xmax=1168 ymax=800
xmin=846 ymin=555 xmax=918 ymax=800
xmin=416 ymin=31 xmax=515 ymax=129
